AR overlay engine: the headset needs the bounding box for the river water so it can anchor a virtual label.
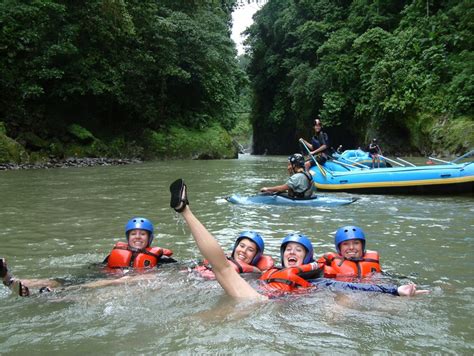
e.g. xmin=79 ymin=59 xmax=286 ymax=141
xmin=1 ymin=155 xmax=473 ymax=354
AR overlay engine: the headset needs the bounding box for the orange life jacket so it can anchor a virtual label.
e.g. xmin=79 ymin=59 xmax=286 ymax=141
xmin=194 ymin=254 xmax=275 ymax=280
xmin=318 ymin=250 xmax=381 ymax=279
xmin=106 ymin=242 xmax=173 ymax=269
xmin=259 ymin=262 xmax=323 ymax=292
xmin=255 ymin=255 xmax=275 ymax=271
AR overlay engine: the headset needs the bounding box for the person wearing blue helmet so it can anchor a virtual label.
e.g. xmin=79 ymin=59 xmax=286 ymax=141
xmin=315 ymin=225 xmax=429 ymax=296
xmin=232 ymin=231 xmax=265 ymax=266
xmin=279 ymin=233 xmax=314 ymax=266
xmin=335 ymin=225 xmax=367 ymax=256
xmin=2 ymin=217 xmax=176 ymax=297
xmin=126 ymin=216 xmax=155 ymax=246
xmin=318 ymin=225 xmax=381 ymax=279
xmin=103 ymin=217 xmax=176 ymax=269
xmin=193 ymin=231 xmax=274 ymax=279
xmin=258 ymin=233 xmax=323 ymax=293
xmin=260 ymin=153 xmax=313 ymax=198
xmin=169 ymin=179 xmax=430 ymax=300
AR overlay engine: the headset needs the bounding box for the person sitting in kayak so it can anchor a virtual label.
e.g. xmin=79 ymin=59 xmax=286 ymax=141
xmin=260 ymin=153 xmax=313 ymax=198
xmin=193 ymin=231 xmax=275 ymax=279
xmin=368 ymin=138 xmax=382 ymax=168
xmin=1 ymin=217 xmax=176 ymax=297
xmin=169 ymin=178 xmax=429 ymax=301
xmin=318 ymin=226 xmax=381 ymax=281
xmin=299 ymin=118 xmax=330 ymax=170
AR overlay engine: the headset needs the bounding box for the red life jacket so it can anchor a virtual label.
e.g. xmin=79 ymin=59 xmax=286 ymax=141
xmin=318 ymin=250 xmax=381 ymax=279
xmin=194 ymin=254 xmax=275 ymax=280
xmin=255 ymin=255 xmax=275 ymax=271
xmin=259 ymin=262 xmax=323 ymax=292
xmin=106 ymin=242 xmax=173 ymax=269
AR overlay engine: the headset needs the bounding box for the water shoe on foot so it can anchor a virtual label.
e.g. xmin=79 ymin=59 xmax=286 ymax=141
xmin=0 ymin=258 xmax=7 ymax=279
xmin=170 ymin=179 xmax=189 ymax=212
xmin=11 ymin=279 xmax=30 ymax=297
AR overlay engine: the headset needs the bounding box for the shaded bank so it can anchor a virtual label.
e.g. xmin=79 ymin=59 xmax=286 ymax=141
xmin=0 ymin=123 xmax=239 ymax=166
xmin=0 ymin=157 xmax=142 ymax=171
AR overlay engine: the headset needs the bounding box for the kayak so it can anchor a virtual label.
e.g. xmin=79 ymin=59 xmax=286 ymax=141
xmin=226 ymin=193 xmax=358 ymax=207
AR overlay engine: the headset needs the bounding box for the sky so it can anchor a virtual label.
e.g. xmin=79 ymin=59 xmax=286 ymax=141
xmin=231 ymin=2 xmax=266 ymax=55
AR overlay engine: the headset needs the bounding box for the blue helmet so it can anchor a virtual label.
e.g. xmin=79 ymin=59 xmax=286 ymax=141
xmin=335 ymin=226 xmax=366 ymax=254
xmin=280 ymin=233 xmax=314 ymax=265
xmin=125 ymin=217 xmax=154 ymax=246
xmin=232 ymin=231 xmax=265 ymax=265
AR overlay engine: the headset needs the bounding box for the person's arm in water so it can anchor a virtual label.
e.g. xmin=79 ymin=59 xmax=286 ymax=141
xmin=170 ymin=179 xmax=266 ymax=301
xmin=311 ymin=278 xmax=429 ymax=296
xmin=81 ymin=273 xmax=158 ymax=288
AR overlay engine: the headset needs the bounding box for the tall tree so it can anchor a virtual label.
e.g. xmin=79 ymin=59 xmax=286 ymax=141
xmin=246 ymin=0 xmax=473 ymax=154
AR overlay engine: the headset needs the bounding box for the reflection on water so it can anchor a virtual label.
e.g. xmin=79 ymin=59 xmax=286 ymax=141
xmin=0 ymin=155 xmax=473 ymax=353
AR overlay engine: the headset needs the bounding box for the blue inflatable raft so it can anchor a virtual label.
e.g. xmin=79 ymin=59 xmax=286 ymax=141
xmin=226 ymin=193 xmax=358 ymax=207
xmin=309 ymin=153 xmax=474 ymax=195
xmin=333 ymin=149 xmax=390 ymax=168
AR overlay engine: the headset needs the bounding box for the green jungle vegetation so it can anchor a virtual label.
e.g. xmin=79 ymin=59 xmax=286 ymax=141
xmin=0 ymin=0 xmax=472 ymax=164
xmin=246 ymin=0 xmax=473 ymax=155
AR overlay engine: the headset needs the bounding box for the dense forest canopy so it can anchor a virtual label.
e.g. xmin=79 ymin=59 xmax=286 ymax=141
xmin=0 ymin=0 xmax=246 ymax=160
xmin=245 ymin=0 xmax=473 ymax=155
xmin=0 ymin=0 xmax=472 ymax=163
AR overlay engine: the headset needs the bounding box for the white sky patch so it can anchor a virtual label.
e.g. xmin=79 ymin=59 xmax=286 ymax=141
xmin=231 ymin=2 xmax=266 ymax=55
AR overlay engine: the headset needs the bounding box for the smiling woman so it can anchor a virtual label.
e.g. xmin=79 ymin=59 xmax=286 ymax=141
xmin=127 ymin=229 xmax=150 ymax=249
xmin=280 ymin=234 xmax=314 ymax=267
xmin=1 ymin=217 xmax=177 ymax=296
xmin=124 ymin=217 xmax=154 ymax=250
xmin=192 ymin=231 xmax=275 ymax=280
xmin=103 ymin=217 xmax=177 ymax=270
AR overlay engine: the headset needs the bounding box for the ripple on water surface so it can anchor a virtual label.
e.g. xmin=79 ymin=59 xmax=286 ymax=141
xmin=0 ymin=158 xmax=472 ymax=353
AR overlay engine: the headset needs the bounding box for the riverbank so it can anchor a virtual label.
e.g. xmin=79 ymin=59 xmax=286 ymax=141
xmin=0 ymin=122 xmax=240 ymax=166
xmin=0 ymin=157 xmax=142 ymax=171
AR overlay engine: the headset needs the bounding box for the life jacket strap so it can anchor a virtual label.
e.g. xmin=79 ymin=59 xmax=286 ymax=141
xmin=228 ymin=258 xmax=244 ymax=274
xmin=263 ymin=278 xmax=297 ymax=287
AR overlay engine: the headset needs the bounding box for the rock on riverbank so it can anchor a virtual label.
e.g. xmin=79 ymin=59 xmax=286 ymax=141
xmin=0 ymin=157 xmax=142 ymax=171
